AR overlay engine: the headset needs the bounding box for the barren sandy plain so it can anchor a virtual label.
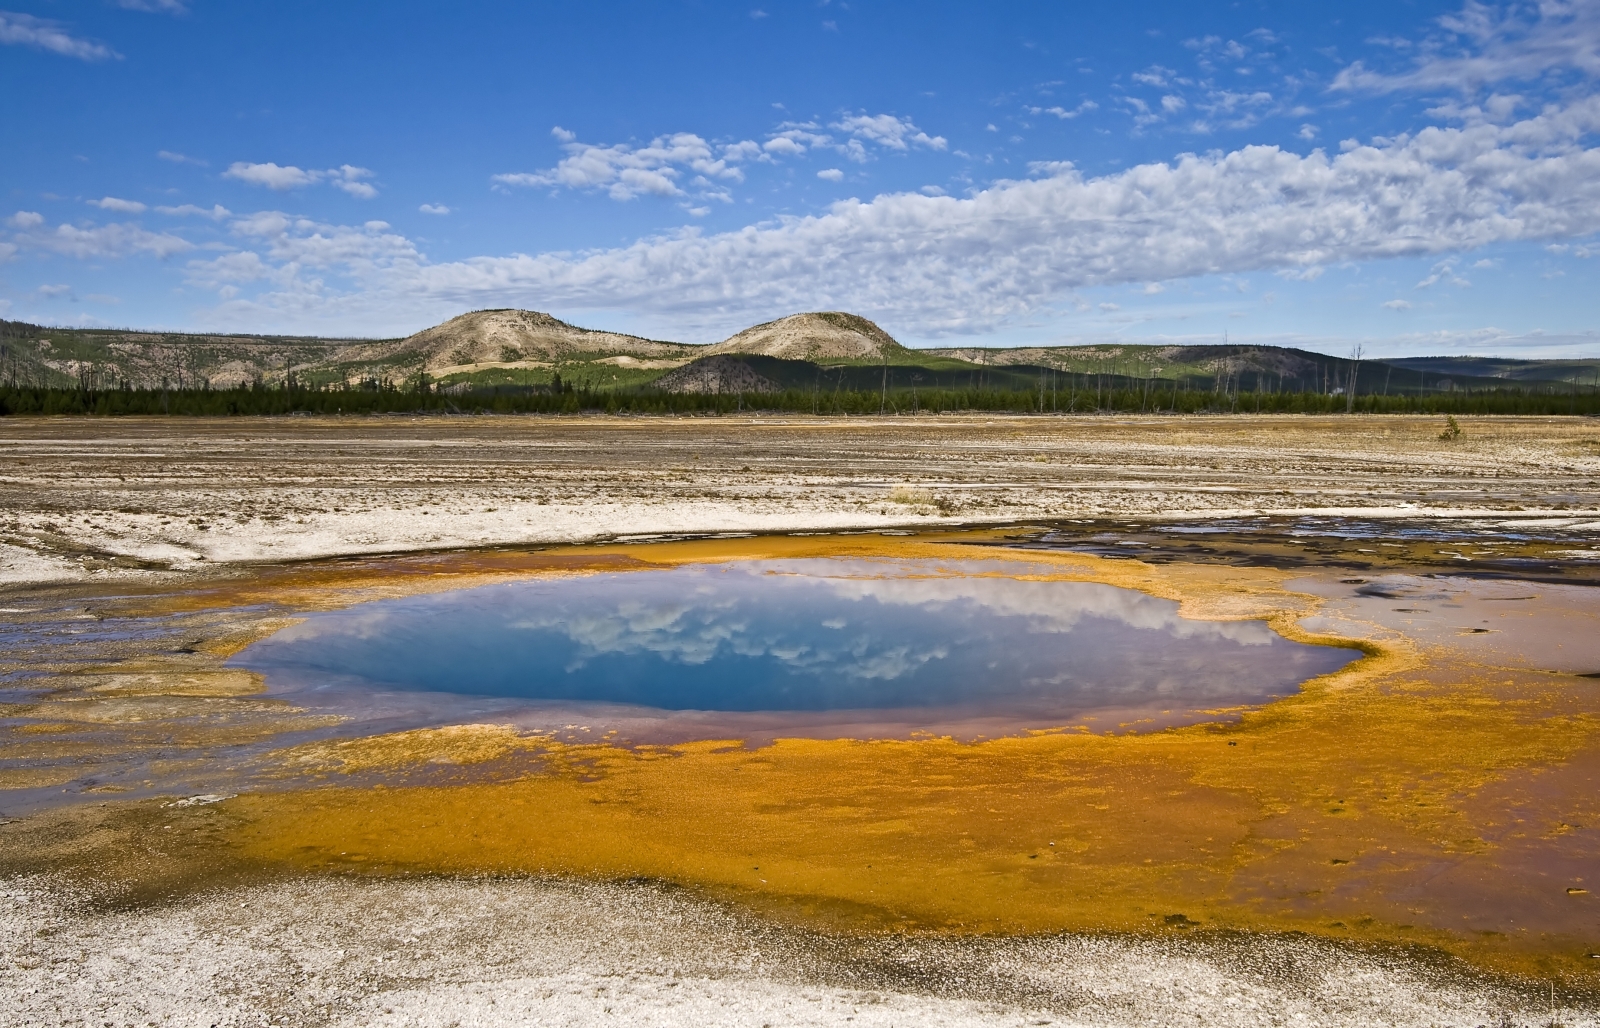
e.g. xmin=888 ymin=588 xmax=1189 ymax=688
xmin=3 ymin=412 xmax=1600 ymax=1027
xmin=2 ymin=413 xmax=1598 ymax=584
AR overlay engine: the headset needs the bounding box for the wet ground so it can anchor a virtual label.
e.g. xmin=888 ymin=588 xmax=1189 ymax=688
xmin=2 ymin=519 xmax=1599 ymax=1024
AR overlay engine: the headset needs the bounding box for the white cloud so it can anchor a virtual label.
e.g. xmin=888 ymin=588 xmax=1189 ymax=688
xmin=157 ymin=150 xmax=205 ymax=166
xmin=225 ymin=162 xmax=319 ymax=190
xmin=817 ymin=168 xmax=844 ymax=182
xmin=1415 ymin=257 xmax=1471 ymax=289
xmin=496 ymin=115 xmax=951 ymax=204
xmin=62 ymin=96 xmax=1600 ymax=342
xmin=223 ymin=161 xmax=377 ymax=198
xmin=832 ymin=113 xmax=947 ymax=151
xmin=419 ymin=203 xmax=451 ymax=215
xmin=10 ymin=218 xmax=192 ymax=259
xmin=1382 ymin=299 xmax=1413 ymax=310
xmin=0 ymin=11 xmax=117 ymax=61
xmin=1297 ymin=124 xmax=1319 ymax=140
xmin=762 ymin=136 xmax=807 ymax=156
xmin=1032 ymin=101 xmax=1099 ymax=119
xmin=1334 ymin=1 xmax=1600 ymax=94
xmin=391 ymin=98 xmax=1600 ymax=336
xmin=91 ymin=197 xmax=147 ymax=214
xmin=494 ymin=131 xmax=743 ymax=201
xmin=35 ymin=283 xmax=71 ymax=298
xmin=8 ymin=211 xmax=46 ymax=229
xmin=155 ymin=203 xmax=231 ymax=219
xmin=330 ymin=165 xmax=377 ymax=199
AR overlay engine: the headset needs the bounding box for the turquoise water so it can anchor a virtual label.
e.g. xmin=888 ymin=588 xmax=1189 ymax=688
xmin=232 ymin=559 xmax=1357 ymax=725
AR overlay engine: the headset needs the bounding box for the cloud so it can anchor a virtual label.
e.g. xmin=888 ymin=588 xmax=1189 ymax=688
xmin=496 ymin=115 xmax=952 ymax=203
xmin=225 ymin=162 xmax=319 ymax=190
xmin=1031 ymin=101 xmax=1099 ymax=119
xmin=817 ymin=168 xmax=844 ymax=182
xmin=224 ymin=161 xmax=378 ymax=197
xmin=155 ymin=203 xmax=231 ymax=219
xmin=114 ymin=0 xmax=186 ymax=11
xmin=494 ymin=131 xmax=744 ymax=201
xmin=418 ymin=203 xmax=451 ymax=215
xmin=91 ymin=197 xmax=147 ymax=214
xmin=330 ymin=165 xmax=377 ymax=199
xmin=832 ymin=113 xmax=947 ymax=151
xmin=1334 ymin=0 xmax=1600 ymax=94
xmin=34 ymin=283 xmax=71 ymax=298
xmin=1415 ymin=257 xmax=1471 ymax=288
xmin=10 ymin=218 xmax=192 ymax=259
xmin=0 ymin=11 xmax=117 ymax=61
xmin=392 ymin=98 xmax=1600 ymax=336
xmin=66 ymin=96 xmax=1600 ymax=342
xmin=157 ymin=150 xmax=206 ymax=166
xmin=1382 ymin=299 xmax=1413 ymax=310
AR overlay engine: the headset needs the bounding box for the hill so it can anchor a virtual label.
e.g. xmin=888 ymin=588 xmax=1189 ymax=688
xmin=388 ymin=309 xmax=694 ymax=373
xmin=707 ymin=312 xmax=911 ymax=362
xmin=2 ymin=311 xmax=1595 ymax=400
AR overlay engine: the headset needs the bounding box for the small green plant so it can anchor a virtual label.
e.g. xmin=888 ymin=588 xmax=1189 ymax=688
xmin=1439 ymin=415 xmax=1463 ymax=441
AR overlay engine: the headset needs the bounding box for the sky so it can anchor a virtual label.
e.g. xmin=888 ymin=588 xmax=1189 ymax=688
xmin=2 ymin=1 xmax=1599 ymax=356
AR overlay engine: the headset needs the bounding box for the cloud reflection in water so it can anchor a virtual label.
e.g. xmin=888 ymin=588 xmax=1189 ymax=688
xmin=235 ymin=559 xmax=1355 ymax=714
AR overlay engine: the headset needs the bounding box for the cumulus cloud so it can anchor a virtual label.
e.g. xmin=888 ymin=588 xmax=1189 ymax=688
xmin=155 ymin=203 xmax=231 ymax=219
xmin=1382 ymin=299 xmax=1413 ymax=310
xmin=0 ymin=11 xmax=117 ymax=61
xmin=329 ymin=165 xmax=377 ymax=199
xmin=817 ymin=168 xmax=844 ymax=182
xmin=419 ymin=203 xmax=451 ymax=215
xmin=225 ymin=162 xmax=319 ymax=190
xmin=157 ymin=150 xmax=205 ymax=166
xmin=1030 ymin=100 xmax=1100 ymax=119
xmin=496 ymin=114 xmax=949 ymax=202
xmin=224 ymin=162 xmax=377 ymax=197
xmin=1334 ymin=0 xmax=1600 ymax=94
xmin=832 ymin=113 xmax=947 ymax=151
xmin=9 ymin=218 xmax=192 ymax=259
xmin=91 ymin=197 xmax=147 ymax=214
xmin=58 ymin=96 xmax=1600 ymax=341
xmin=182 ymin=211 xmax=421 ymax=305
xmin=392 ymin=98 xmax=1600 ymax=335
xmin=494 ymin=129 xmax=744 ymax=201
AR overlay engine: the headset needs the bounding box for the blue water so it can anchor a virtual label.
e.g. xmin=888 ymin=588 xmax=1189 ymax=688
xmin=232 ymin=559 xmax=1358 ymax=719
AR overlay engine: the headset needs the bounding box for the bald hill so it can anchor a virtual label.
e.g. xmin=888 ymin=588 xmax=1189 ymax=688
xmin=2 ymin=310 xmax=1597 ymax=416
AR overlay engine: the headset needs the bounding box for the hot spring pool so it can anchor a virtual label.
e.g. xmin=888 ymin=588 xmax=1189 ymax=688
xmin=231 ymin=558 xmax=1358 ymax=741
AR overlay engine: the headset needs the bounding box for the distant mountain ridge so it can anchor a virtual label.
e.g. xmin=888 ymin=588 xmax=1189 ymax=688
xmin=1 ymin=311 xmax=1595 ymax=396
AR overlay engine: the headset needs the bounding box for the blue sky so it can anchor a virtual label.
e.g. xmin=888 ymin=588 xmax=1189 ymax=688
xmin=3 ymin=1 xmax=1599 ymax=356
